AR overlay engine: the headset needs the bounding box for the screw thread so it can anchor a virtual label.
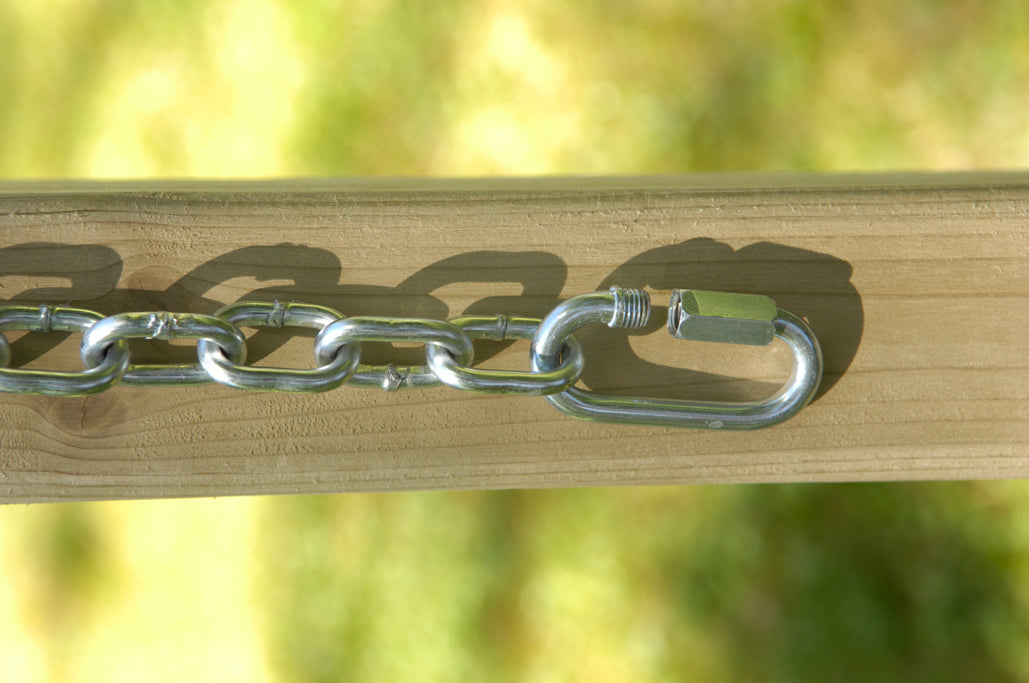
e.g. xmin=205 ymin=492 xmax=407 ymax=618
xmin=608 ymin=287 xmax=651 ymax=329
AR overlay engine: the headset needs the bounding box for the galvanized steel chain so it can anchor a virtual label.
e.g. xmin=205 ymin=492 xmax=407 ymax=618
xmin=0 ymin=287 xmax=822 ymax=429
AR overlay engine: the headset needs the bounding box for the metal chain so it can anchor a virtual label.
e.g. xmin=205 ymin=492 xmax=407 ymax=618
xmin=0 ymin=287 xmax=824 ymax=429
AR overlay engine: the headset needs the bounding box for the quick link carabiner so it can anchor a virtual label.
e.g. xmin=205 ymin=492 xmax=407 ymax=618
xmin=530 ymin=287 xmax=822 ymax=429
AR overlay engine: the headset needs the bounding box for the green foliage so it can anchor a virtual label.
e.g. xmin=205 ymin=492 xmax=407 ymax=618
xmin=255 ymin=484 xmax=1029 ymax=682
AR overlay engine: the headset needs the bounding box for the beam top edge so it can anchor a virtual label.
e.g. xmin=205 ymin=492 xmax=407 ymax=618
xmin=3 ymin=171 xmax=1029 ymax=197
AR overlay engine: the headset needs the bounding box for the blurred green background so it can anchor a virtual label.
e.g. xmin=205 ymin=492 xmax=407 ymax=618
xmin=1 ymin=1 xmax=1028 ymax=681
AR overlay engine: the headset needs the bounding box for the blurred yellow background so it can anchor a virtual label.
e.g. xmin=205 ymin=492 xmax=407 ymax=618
xmin=1 ymin=1 xmax=1028 ymax=681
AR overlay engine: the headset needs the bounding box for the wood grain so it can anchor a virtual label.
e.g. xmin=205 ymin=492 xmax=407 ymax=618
xmin=0 ymin=174 xmax=1025 ymax=501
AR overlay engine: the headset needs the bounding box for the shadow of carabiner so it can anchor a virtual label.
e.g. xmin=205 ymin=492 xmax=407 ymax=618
xmin=583 ymin=238 xmax=861 ymax=403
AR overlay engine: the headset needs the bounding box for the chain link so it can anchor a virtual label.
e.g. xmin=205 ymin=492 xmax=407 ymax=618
xmin=197 ymin=301 xmax=359 ymax=392
xmin=0 ymin=305 xmax=130 ymax=396
xmin=426 ymin=316 xmax=583 ymax=395
xmin=314 ymin=316 xmax=474 ymax=391
xmin=0 ymin=287 xmax=823 ymax=429
xmin=81 ymin=311 xmax=247 ymax=385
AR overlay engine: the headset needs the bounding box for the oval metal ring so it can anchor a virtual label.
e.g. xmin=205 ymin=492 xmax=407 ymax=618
xmin=81 ymin=311 xmax=246 ymax=386
xmin=314 ymin=316 xmax=473 ymax=391
xmin=0 ymin=305 xmax=130 ymax=396
xmin=426 ymin=315 xmax=585 ymax=395
xmin=531 ymin=289 xmax=822 ymax=429
xmin=197 ymin=300 xmax=360 ymax=392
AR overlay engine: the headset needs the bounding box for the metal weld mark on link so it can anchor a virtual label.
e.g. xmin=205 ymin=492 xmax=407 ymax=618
xmin=266 ymin=300 xmax=288 ymax=328
xmin=383 ymin=364 xmax=408 ymax=392
xmin=36 ymin=305 xmax=54 ymax=333
xmin=146 ymin=312 xmax=175 ymax=340
xmin=494 ymin=314 xmax=509 ymax=341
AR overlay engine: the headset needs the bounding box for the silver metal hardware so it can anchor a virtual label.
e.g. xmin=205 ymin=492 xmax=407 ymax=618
xmin=197 ymin=301 xmax=360 ymax=392
xmin=0 ymin=305 xmax=130 ymax=396
xmin=81 ymin=311 xmax=247 ymax=385
xmin=426 ymin=315 xmax=584 ymax=395
xmin=0 ymin=287 xmax=822 ymax=429
xmin=314 ymin=317 xmax=474 ymax=391
xmin=668 ymin=289 xmax=776 ymax=346
xmin=532 ymin=288 xmax=822 ymax=429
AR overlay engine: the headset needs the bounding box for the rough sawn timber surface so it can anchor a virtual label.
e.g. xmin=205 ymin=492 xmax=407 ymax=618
xmin=0 ymin=174 xmax=1025 ymax=501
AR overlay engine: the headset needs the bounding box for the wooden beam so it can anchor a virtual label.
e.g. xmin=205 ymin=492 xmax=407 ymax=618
xmin=0 ymin=174 xmax=1026 ymax=501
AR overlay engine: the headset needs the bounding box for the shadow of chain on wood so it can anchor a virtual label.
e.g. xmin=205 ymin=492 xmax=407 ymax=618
xmin=0 ymin=240 xmax=860 ymax=403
